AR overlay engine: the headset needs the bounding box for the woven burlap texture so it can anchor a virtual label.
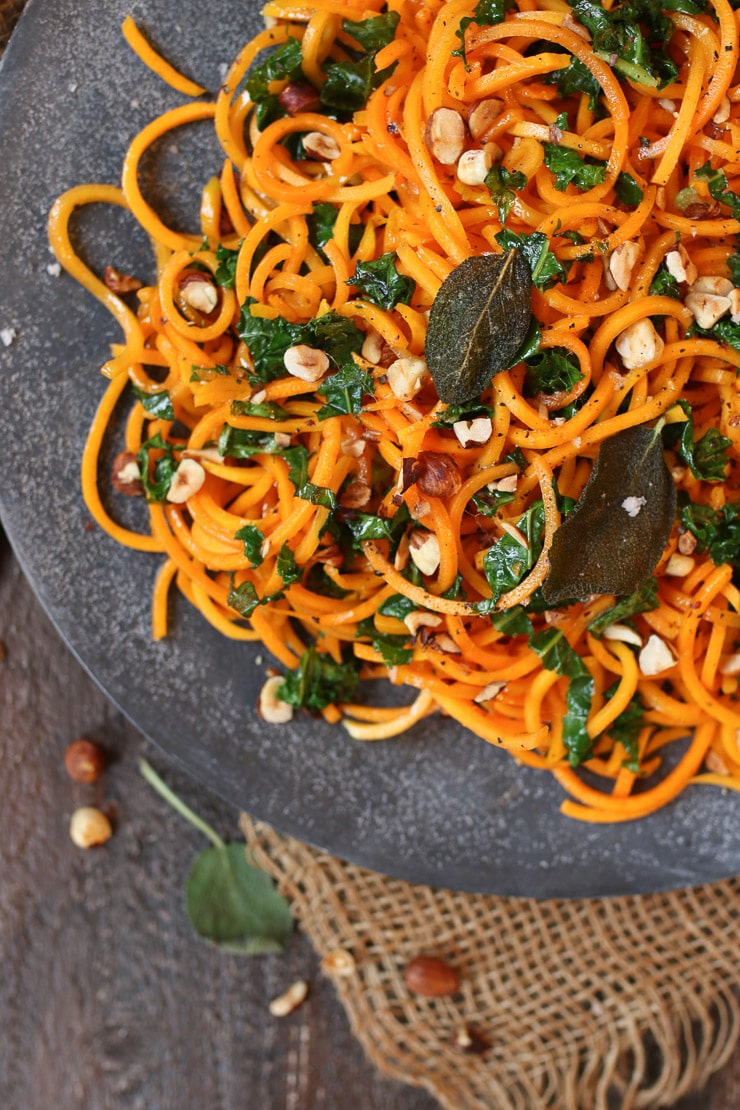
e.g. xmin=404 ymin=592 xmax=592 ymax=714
xmin=241 ymin=814 xmax=739 ymax=1110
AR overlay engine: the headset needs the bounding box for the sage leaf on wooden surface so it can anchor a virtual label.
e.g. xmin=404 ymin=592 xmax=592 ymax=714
xmin=542 ymin=425 xmax=676 ymax=604
xmin=139 ymin=759 xmax=293 ymax=955
xmin=424 ymin=251 xmax=532 ymax=404
xmin=185 ymin=844 xmax=293 ymax=955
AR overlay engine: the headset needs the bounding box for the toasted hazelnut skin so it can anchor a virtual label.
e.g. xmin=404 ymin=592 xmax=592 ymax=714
xmin=111 ymin=450 xmax=143 ymax=496
xmin=69 ymin=806 xmax=113 ymax=850
xmin=64 ymin=738 xmax=106 ymax=784
xmin=403 ymin=955 xmax=461 ymax=998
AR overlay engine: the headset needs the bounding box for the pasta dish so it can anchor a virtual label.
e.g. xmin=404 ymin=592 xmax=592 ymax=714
xmin=48 ymin=0 xmax=740 ymax=822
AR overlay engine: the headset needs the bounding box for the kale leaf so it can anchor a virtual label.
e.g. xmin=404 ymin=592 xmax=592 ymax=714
xmin=348 ymin=251 xmax=415 ymax=309
xmin=679 ymin=499 xmax=740 ymax=572
xmin=316 ymin=362 xmax=375 ymax=419
xmin=543 ymin=55 xmax=602 ymax=114
xmin=482 ymin=501 xmax=545 ymax=605
xmin=277 ymin=647 xmax=360 ymax=710
xmin=132 ymin=385 xmax=175 ymax=422
xmin=664 ymin=400 xmax=731 ymax=482
xmin=136 ymin=433 xmax=181 ymax=502
xmin=484 ymin=165 xmax=528 ymax=223
xmin=587 ymin=578 xmax=659 ymax=638
xmin=542 ymin=143 xmax=607 ymax=192
xmin=244 ymin=38 xmax=304 ymax=128
xmin=495 ymin=229 xmax=568 ymax=289
xmin=523 ymin=346 xmax=584 ymax=397
xmin=695 ymin=161 xmax=740 ymax=221
xmin=235 ymin=523 xmax=265 ymax=567
xmin=529 ymin=626 xmax=595 ymax=765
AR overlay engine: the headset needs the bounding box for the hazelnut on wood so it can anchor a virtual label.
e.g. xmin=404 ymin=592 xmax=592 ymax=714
xmin=269 ymin=979 xmax=308 ymax=1017
xmin=64 ymin=738 xmax=106 ymax=783
xmin=69 ymin=806 xmax=113 ymax=850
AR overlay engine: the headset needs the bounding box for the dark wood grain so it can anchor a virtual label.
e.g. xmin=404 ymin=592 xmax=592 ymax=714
xmin=0 ymin=528 xmax=738 ymax=1109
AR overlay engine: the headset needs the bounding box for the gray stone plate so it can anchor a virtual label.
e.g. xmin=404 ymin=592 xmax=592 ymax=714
xmin=0 ymin=0 xmax=737 ymax=896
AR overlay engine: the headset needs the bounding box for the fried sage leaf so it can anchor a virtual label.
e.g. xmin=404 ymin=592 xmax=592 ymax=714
xmin=424 ymin=251 xmax=532 ymax=404
xmin=542 ymin=425 xmax=676 ymax=603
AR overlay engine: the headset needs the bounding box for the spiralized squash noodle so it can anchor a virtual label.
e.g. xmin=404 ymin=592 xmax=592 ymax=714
xmin=48 ymin=1 xmax=740 ymax=822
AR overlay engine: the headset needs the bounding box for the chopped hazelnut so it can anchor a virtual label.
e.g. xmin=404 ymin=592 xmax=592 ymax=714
xmin=615 ymin=319 xmax=664 ymax=370
xmin=602 ymin=623 xmax=643 ymax=647
xmin=685 ymin=291 xmax=731 ymax=330
xmin=474 ymin=680 xmax=506 ymax=702
xmin=111 ymin=450 xmax=143 ymax=496
xmin=386 ymin=356 xmax=427 ymax=401
xmin=638 ymin=634 xmax=675 ymax=676
xmin=713 ymin=96 xmax=731 ymax=125
xmin=664 ymin=244 xmax=698 ymax=286
xmin=69 ymin=806 xmax=113 ymax=850
xmin=691 ymin=275 xmax=734 ymax=298
xmin=340 ymin=480 xmax=372 ymax=509
xmin=677 ymin=531 xmax=697 ymax=555
xmin=467 ymin=97 xmax=503 ymax=140
xmin=179 ymin=274 xmax=219 ymax=316
xmin=719 ymin=653 xmax=740 ymax=676
xmin=64 ymin=738 xmax=106 ymax=783
xmin=452 ymin=417 xmax=492 ymax=447
xmin=404 ymin=611 xmax=443 ymax=637
xmin=411 ymin=451 xmax=463 ymax=498
xmin=269 ymin=980 xmax=308 ymax=1017
xmin=320 ymin=950 xmax=356 ymax=977
xmin=608 ymin=241 xmax=640 ymax=292
xmin=283 ymin=344 xmax=330 ymax=382
xmin=302 ymin=131 xmax=342 ymax=161
xmin=103 ymin=265 xmax=142 ymax=294
xmin=258 ymin=675 xmax=293 ymax=723
xmin=278 ymin=81 xmax=321 ymax=116
xmin=664 ymin=552 xmax=695 ymax=577
xmin=409 ymin=530 xmax=441 ymax=576
xmin=166 ymin=458 xmax=206 ymax=503
xmin=424 ymin=107 xmax=466 ymax=165
xmin=456 ymin=148 xmax=493 ymax=186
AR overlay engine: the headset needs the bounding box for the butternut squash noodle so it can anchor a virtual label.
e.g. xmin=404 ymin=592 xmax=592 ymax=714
xmin=48 ymin=0 xmax=740 ymax=822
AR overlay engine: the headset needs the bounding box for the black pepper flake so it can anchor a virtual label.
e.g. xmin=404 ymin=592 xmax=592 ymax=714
xmin=387 ymin=121 xmax=400 ymax=135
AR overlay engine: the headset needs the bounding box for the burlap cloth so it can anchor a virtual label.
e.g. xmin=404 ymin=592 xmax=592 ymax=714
xmin=241 ymin=814 xmax=739 ymax=1110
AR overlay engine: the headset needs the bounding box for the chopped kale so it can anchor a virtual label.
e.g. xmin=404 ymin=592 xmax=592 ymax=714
xmin=348 ymin=252 xmax=415 ymax=310
xmin=277 ymin=647 xmax=360 ymax=710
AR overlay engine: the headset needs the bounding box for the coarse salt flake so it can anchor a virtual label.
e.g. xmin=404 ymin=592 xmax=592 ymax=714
xmin=46 ymin=261 xmax=62 ymax=278
xmin=0 ymin=327 xmax=17 ymax=347
xmin=621 ymin=495 xmax=646 ymax=517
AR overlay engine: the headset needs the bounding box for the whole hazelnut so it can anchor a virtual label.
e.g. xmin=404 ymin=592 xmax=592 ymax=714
xmin=63 ymin=738 xmax=106 ymax=783
xmin=69 ymin=806 xmax=113 ymax=849
xmin=403 ymin=954 xmax=461 ymax=998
